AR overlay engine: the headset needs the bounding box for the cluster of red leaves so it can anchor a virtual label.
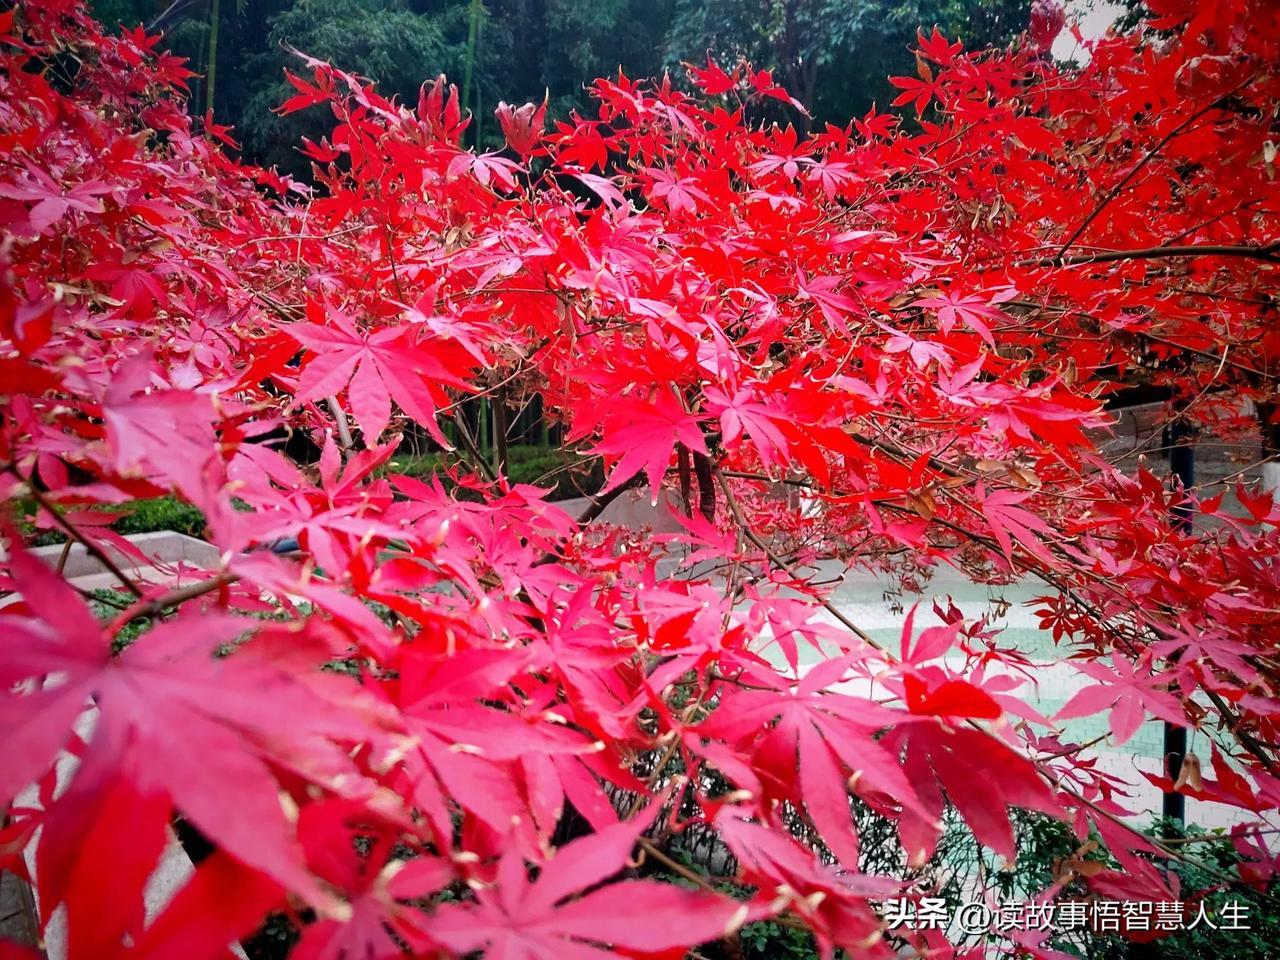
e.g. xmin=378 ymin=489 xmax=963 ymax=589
xmin=2 ymin=0 xmax=1280 ymax=957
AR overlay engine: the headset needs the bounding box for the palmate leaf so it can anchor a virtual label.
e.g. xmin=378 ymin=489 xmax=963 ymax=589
xmin=1054 ymin=653 xmax=1186 ymax=745
xmin=289 ymin=800 xmax=450 ymax=960
xmin=291 ymin=302 xmax=477 ymax=446
xmin=0 ymin=549 xmax=394 ymax=917
xmin=886 ymin=723 xmax=1061 ymax=865
xmin=587 ymin=391 xmax=708 ymax=494
xmin=978 ymin=484 xmax=1059 ymax=569
xmin=698 ymin=664 xmax=933 ymax=872
xmin=427 ymin=814 xmax=741 ymax=960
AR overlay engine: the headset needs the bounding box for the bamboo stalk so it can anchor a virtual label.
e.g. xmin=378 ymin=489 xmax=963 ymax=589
xmin=204 ymin=0 xmax=219 ymax=117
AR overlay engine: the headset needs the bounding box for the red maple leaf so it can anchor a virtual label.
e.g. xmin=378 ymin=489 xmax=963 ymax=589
xmin=0 ymin=166 xmax=113 ymax=235
xmin=588 ymin=390 xmax=708 ymax=494
xmin=0 ymin=548 xmax=393 ymax=911
xmin=889 ymin=72 xmax=943 ymax=116
xmin=290 ymin=301 xmax=474 ymax=445
xmin=913 ymin=289 xmax=1010 ymax=346
xmin=978 ymin=484 xmax=1058 ymax=568
xmin=886 ymin=724 xmax=1061 ymax=864
xmin=686 ymin=57 xmax=738 ymax=96
xmin=427 ymin=814 xmax=740 ymax=958
xmin=1055 ymin=653 xmax=1185 ymax=745
xmin=290 ymin=800 xmax=451 ymax=960
xmin=699 ymin=660 xmax=930 ymax=871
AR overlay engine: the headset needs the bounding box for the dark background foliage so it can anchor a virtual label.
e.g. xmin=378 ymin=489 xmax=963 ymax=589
xmin=91 ymin=0 xmax=1033 ymax=176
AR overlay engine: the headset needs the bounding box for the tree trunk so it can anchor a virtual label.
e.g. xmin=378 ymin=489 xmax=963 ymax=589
xmin=493 ymin=388 xmax=509 ymax=475
xmin=204 ymin=0 xmax=219 ymax=117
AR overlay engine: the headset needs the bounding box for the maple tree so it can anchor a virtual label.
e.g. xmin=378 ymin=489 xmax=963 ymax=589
xmin=2 ymin=0 xmax=1280 ymax=957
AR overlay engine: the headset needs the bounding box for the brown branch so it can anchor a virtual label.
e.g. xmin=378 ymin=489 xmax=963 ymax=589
xmin=1139 ymin=331 xmax=1273 ymax=381
xmin=571 ymin=477 xmax=635 ymax=528
xmin=531 ymin=471 xmax=641 ymax=568
xmin=326 ymin=395 xmax=354 ymax=451
xmin=493 ymin=387 xmax=509 ymax=475
xmin=452 ymin=412 xmax=497 ymax=482
xmin=692 ymin=450 xmax=715 ymax=521
xmin=624 ymin=737 xmax=683 ymax=820
xmin=1017 ymin=241 xmax=1280 ymax=269
xmin=1204 ymin=687 xmax=1279 ymax=774
xmin=110 ymin=570 xmax=239 ymax=630
xmin=846 ymin=431 xmax=965 ymax=480
xmin=677 ymin=443 xmax=692 ymax=515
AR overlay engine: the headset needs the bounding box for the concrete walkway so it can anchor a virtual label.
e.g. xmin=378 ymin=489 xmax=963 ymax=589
xmin=783 ymin=565 xmax=1259 ymax=833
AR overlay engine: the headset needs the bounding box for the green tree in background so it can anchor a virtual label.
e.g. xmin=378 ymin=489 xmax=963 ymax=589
xmin=90 ymin=0 xmax=1034 ymax=172
xmin=664 ymin=0 xmax=1030 ymax=130
xmin=237 ymin=0 xmax=461 ymax=173
xmin=516 ymin=0 xmax=676 ymax=115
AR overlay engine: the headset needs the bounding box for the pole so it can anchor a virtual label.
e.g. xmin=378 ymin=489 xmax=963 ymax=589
xmin=1260 ymin=401 xmax=1280 ymax=498
xmin=1161 ymin=416 xmax=1195 ymax=825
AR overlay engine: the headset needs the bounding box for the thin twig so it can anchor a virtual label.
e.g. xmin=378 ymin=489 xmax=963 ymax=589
xmin=452 ymin=413 xmax=497 ymax=481
xmin=717 ymin=471 xmax=882 ymax=651
xmin=326 ymin=396 xmax=355 ymax=451
xmin=108 ymin=571 xmax=239 ymax=632
xmin=8 ymin=468 xmax=143 ymax=597
xmin=1017 ymin=241 xmax=1280 ymax=269
xmin=636 ymin=837 xmax=809 ymax=932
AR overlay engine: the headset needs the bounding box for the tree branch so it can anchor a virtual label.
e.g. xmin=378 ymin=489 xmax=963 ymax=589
xmin=1018 ymin=241 xmax=1280 ymax=269
xmin=109 ymin=571 xmax=238 ymax=632
xmin=717 ymin=471 xmax=881 ymax=651
xmin=452 ymin=412 xmax=497 ymax=482
xmin=1056 ymin=80 xmax=1256 ymax=259
xmin=8 ymin=468 xmax=143 ymax=598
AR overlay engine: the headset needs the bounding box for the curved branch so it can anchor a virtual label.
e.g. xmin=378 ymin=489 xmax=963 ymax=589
xmin=8 ymin=467 xmax=143 ymax=598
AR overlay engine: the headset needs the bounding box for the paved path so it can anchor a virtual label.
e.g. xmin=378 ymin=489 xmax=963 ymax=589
xmin=772 ymin=566 xmax=1257 ymax=833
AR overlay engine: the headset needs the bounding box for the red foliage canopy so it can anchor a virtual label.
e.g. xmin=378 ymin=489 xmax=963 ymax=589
xmin=2 ymin=0 xmax=1279 ymax=957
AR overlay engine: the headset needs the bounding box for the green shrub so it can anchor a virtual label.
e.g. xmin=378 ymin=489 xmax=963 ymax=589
xmin=386 ymin=444 xmax=604 ymax=501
